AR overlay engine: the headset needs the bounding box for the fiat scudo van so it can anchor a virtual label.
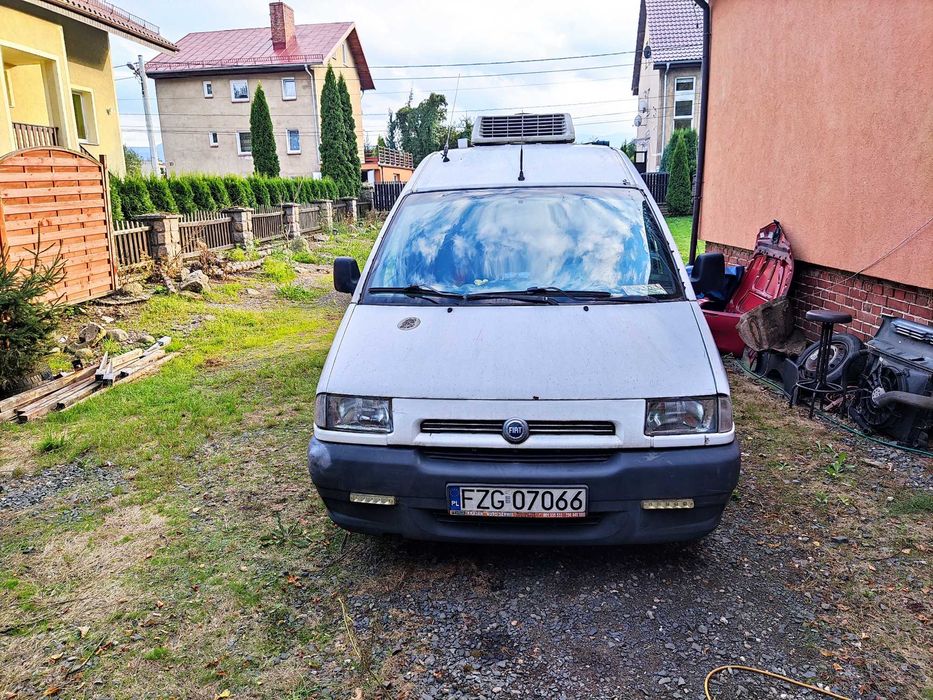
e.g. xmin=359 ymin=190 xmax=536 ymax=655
xmin=308 ymin=113 xmax=739 ymax=544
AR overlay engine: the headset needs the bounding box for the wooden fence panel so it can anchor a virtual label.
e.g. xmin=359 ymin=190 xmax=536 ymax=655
xmin=299 ymin=205 xmax=321 ymax=235
xmin=373 ymin=182 xmax=405 ymax=211
xmin=253 ymin=206 xmax=286 ymax=242
xmin=112 ymin=220 xmax=151 ymax=268
xmin=0 ymin=147 xmax=115 ymax=303
xmin=179 ymin=211 xmax=233 ymax=258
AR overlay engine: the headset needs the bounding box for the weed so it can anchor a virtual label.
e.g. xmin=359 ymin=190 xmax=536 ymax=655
xmin=888 ymin=492 xmax=933 ymax=515
xmin=825 ymin=451 xmax=848 ymax=479
xmin=225 ymin=248 xmax=246 ymax=262
xmin=814 ymin=492 xmax=829 ymax=505
xmin=259 ymin=513 xmax=312 ymax=548
xmin=142 ymin=646 xmax=170 ymax=661
xmin=276 ymin=284 xmax=324 ymax=303
xmin=291 ymin=250 xmax=322 ymax=265
xmin=35 ymin=430 xmax=68 ymax=453
xmin=262 ymin=256 xmax=296 ymax=284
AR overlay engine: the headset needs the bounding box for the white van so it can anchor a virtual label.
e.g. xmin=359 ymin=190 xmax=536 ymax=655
xmin=308 ymin=113 xmax=739 ymax=545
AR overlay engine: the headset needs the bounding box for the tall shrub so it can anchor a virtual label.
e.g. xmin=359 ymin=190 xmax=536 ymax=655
xmin=168 ymin=176 xmax=197 ymax=214
xmin=223 ymin=175 xmax=253 ymax=207
xmin=666 ymin=133 xmax=693 ymax=216
xmin=266 ymin=178 xmax=287 ymax=204
xmin=247 ymin=176 xmax=271 ymax=207
xmin=190 ymin=175 xmax=217 ymax=211
xmin=320 ymin=67 xmax=351 ymax=196
xmin=145 ymin=176 xmax=178 ymax=213
xmin=119 ymin=176 xmax=155 ymax=217
xmin=0 ymin=249 xmax=65 ymax=393
xmin=337 ymin=74 xmax=361 ymax=197
xmin=206 ymin=176 xmax=231 ymax=209
xmin=250 ymin=83 xmax=280 ymax=177
xmin=109 ymin=174 xmax=124 ymax=222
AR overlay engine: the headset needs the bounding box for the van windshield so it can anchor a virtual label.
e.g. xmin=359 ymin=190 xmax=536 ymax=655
xmin=363 ymin=187 xmax=683 ymax=303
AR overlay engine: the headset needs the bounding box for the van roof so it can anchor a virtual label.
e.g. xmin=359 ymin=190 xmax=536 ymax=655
xmin=407 ymin=143 xmax=642 ymax=193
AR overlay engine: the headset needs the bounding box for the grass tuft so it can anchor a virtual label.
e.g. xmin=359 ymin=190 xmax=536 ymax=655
xmin=276 ymin=284 xmax=324 ymax=303
xmin=888 ymin=492 xmax=933 ymax=515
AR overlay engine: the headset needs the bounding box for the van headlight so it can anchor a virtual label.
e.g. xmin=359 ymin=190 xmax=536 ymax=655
xmin=314 ymin=394 xmax=393 ymax=433
xmin=645 ymin=395 xmax=733 ymax=435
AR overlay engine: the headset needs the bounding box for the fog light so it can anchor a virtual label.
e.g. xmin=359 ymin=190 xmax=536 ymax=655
xmin=349 ymin=492 xmax=396 ymax=506
xmin=641 ymin=498 xmax=695 ymax=510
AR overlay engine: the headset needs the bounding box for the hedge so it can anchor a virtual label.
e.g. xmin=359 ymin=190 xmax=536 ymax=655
xmin=111 ymin=173 xmax=342 ymax=218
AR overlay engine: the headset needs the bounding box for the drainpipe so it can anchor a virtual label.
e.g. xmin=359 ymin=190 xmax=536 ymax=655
xmin=688 ymin=0 xmax=711 ymax=264
xmin=659 ymin=64 xmax=669 ymax=170
xmin=304 ymin=64 xmax=321 ymax=174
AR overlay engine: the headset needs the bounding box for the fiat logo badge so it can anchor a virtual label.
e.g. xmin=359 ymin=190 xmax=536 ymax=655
xmin=502 ymin=418 xmax=530 ymax=444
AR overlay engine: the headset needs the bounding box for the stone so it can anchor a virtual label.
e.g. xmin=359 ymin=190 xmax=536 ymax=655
xmin=73 ymin=347 xmax=95 ymax=363
xmin=179 ymin=270 xmax=211 ymax=294
xmin=106 ymin=328 xmax=129 ymax=343
xmin=245 ymin=288 xmax=259 ymax=297
xmin=100 ymin=315 xmax=115 ymax=324
xmin=140 ymin=334 xmax=156 ymax=345
xmin=120 ymin=281 xmax=145 ymax=296
xmin=289 ymin=236 xmax=310 ymax=253
xmin=78 ymin=322 xmax=105 ymax=346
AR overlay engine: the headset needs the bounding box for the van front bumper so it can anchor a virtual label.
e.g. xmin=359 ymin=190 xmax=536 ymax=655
xmin=307 ymin=438 xmax=740 ymax=545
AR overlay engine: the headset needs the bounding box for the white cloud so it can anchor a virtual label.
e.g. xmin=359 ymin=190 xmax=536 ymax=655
xmin=110 ymin=0 xmax=642 ymax=150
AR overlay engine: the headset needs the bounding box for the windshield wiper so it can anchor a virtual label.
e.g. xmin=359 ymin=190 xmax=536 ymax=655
xmin=598 ymin=294 xmax=659 ymax=303
xmin=525 ymin=286 xmax=613 ymax=300
xmin=464 ymin=290 xmax=558 ymax=305
xmin=368 ymin=285 xmax=465 ymax=303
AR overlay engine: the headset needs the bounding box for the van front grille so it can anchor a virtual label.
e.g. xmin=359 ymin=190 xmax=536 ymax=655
xmin=420 ymin=419 xmax=615 ymax=436
xmin=419 ymin=448 xmax=615 ymax=463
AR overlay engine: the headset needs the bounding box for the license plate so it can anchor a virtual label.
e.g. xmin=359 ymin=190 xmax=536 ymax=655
xmin=447 ymin=485 xmax=587 ymax=518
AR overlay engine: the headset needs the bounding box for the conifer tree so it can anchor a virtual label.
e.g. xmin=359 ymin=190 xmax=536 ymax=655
xmin=250 ymin=83 xmax=280 ymax=177
xmin=320 ymin=66 xmax=350 ymax=196
xmin=337 ymin=74 xmax=361 ymax=196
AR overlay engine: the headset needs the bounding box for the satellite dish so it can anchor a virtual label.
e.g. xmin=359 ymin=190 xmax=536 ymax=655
xmin=634 ymin=115 xmax=643 ymax=127
xmin=638 ymin=99 xmax=648 ymax=113
xmin=643 ymin=45 xmax=652 ymax=59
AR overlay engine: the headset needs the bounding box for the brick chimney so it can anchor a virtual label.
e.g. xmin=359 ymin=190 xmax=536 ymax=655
xmin=270 ymin=2 xmax=295 ymax=50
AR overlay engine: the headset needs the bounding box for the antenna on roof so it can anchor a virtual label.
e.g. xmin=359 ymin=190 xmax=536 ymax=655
xmin=441 ymin=73 xmax=461 ymax=163
xmin=517 ymin=145 xmax=525 ymax=181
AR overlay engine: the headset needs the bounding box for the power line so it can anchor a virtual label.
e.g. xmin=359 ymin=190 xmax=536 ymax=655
xmin=368 ymin=61 xmax=636 ymax=82
xmin=370 ymin=48 xmax=698 ymax=69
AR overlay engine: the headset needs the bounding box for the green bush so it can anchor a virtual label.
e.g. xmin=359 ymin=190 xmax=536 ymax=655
xmin=145 ymin=175 xmax=178 ymax=213
xmin=265 ymin=177 xmax=287 ymax=205
xmin=666 ymin=132 xmax=693 ymax=216
xmin=205 ymin=176 xmax=231 ymax=209
xmin=167 ymin=176 xmax=197 ymax=214
xmin=0 ymin=249 xmax=65 ymax=393
xmin=247 ymin=176 xmax=272 ymax=207
xmin=223 ymin=175 xmax=254 ymax=207
xmin=189 ymin=175 xmax=216 ymax=211
xmin=109 ymin=174 xmax=124 ymax=222
xmin=119 ymin=175 xmax=155 ymax=217
xmin=661 ymin=128 xmax=697 ymax=175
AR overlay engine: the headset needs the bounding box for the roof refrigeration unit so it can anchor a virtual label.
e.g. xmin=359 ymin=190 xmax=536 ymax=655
xmin=472 ymin=113 xmax=575 ymax=144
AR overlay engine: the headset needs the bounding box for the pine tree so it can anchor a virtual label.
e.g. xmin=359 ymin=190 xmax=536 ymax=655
xmin=250 ymin=83 xmax=280 ymax=177
xmin=320 ymin=66 xmax=350 ymax=197
xmin=666 ymin=133 xmax=693 ymax=216
xmin=337 ymin=75 xmax=361 ymax=197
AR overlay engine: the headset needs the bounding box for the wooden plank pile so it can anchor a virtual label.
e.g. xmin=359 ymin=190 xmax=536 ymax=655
xmin=0 ymin=338 xmax=174 ymax=423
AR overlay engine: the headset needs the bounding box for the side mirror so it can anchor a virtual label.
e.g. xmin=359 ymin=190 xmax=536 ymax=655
xmin=689 ymin=252 xmax=725 ymax=295
xmin=334 ymin=257 xmax=361 ymax=294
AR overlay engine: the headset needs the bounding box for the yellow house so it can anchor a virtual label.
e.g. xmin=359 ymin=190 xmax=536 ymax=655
xmin=0 ymin=0 xmax=175 ymax=173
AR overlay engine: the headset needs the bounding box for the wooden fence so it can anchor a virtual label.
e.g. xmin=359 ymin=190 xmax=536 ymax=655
xmin=357 ymin=199 xmax=373 ymax=217
xmin=641 ymin=171 xmax=669 ymax=205
xmin=299 ymin=204 xmax=322 ymax=235
xmin=333 ymin=200 xmax=349 ymax=222
xmin=112 ymin=219 xmax=151 ymax=268
xmin=0 ymin=147 xmax=116 ymax=303
xmin=373 ymin=182 xmax=405 ymax=211
xmin=180 ymin=210 xmax=234 ymax=258
xmin=253 ymin=205 xmax=286 ymax=242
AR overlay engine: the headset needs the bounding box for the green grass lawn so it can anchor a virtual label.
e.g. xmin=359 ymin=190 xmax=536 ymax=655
xmin=664 ymin=215 xmax=704 ymax=264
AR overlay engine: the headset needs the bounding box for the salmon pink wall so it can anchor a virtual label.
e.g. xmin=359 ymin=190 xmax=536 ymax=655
xmin=699 ymin=0 xmax=933 ymax=290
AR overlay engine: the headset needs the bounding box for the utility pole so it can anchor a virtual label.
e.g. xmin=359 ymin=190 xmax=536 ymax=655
xmin=127 ymin=55 xmax=160 ymax=175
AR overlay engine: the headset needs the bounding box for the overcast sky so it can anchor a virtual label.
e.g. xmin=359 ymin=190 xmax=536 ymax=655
xmin=112 ymin=0 xmax=642 ymax=151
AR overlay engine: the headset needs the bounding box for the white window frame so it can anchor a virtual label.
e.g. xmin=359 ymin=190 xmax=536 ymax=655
xmin=71 ymin=86 xmax=98 ymax=144
xmin=673 ymin=76 xmax=696 ymax=131
xmin=286 ymin=129 xmax=301 ymax=154
xmin=281 ymin=77 xmax=297 ymax=101
xmin=208 ymin=131 xmax=219 ymax=147
xmin=236 ymin=131 xmax=252 ymax=156
xmin=342 ymin=43 xmax=348 ymax=66
xmin=230 ymin=79 xmax=249 ymax=102
xmin=202 ymin=80 xmax=213 ymax=98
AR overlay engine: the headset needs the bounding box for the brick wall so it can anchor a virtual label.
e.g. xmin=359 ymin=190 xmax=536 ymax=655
xmin=706 ymin=242 xmax=933 ymax=341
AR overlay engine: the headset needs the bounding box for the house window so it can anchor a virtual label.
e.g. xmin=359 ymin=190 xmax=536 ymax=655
xmin=673 ymin=76 xmax=695 ymax=131
xmin=281 ymin=77 xmax=296 ymax=100
xmin=208 ymin=131 xmax=219 ymax=147
xmin=230 ymin=79 xmax=249 ymax=102
xmin=203 ymin=81 xmax=213 ymax=98
xmin=286 ymin=129 xmax=300 ymax=154
xmin=342 ymin=44 xmax=348 ymax=66
xmin=71 ymin=89 xmax=96 ymax=143
xmin=236 ymin=131 xmax=252 ymax=155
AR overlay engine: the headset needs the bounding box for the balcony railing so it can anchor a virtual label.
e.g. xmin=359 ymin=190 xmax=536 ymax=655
xmin=13 ymin=122 xmax=60 ymax=149
xmin=364 ymin=146 xmax=413 ymax=169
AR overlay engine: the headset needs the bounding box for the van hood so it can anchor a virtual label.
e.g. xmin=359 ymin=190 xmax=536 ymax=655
xmin=322 ymin=302 xmax=717 ymax=401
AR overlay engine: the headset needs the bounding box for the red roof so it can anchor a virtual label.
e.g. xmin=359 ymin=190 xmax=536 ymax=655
xmin=147 ymin=22 xmax=374 ymax=90
xmin=36 ymin=0 xmax=176 ymax=51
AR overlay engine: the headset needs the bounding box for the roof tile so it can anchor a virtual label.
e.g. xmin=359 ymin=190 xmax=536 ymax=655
xmin=645 ymin=0 xmax=703 ymax=63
